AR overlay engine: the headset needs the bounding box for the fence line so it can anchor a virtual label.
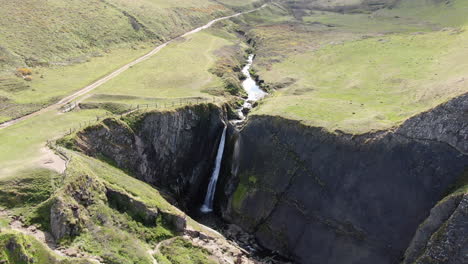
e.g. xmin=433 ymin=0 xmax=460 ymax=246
xmin=61 ymin=97 xmax=216 ymax=136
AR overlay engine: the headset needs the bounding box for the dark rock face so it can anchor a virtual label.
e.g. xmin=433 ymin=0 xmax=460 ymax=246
xmin=220 ymin=93 xmax=468 ymax=264
xmin=50 ymin=174 xmax=106 ymax=241
xmin=403 ymin=192 xmax=468 ymax=264
xmin=50 ymin=197 xmax=84 ymax=241
xmin=75 ymin=104 xmax=227 ymax=209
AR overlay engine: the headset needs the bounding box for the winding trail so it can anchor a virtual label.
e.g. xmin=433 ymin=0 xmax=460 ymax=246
xmin=0 ymin=4 xmax=267 ymax=130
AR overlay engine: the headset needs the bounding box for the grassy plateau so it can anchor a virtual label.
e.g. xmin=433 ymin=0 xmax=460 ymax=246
xmin=242 ymin=0 xmax=468 ymax=133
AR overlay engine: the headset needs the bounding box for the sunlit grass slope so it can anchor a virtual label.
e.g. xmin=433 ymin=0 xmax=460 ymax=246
xmin=0 ymin=0 xmax=231 ymax=70
xmin=0 ymin=0 xmax=235 ymax=123
xmin=248 ymin=0 xmax=468 ymax=133
xmin=85 ymin=28 xmax=243 ymax=105
xmin=0 ymin=47 xmax=151 ymax=123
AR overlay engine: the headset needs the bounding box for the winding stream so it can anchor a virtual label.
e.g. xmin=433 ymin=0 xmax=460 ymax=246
xmin=200 ymin=55 xmax=265 ymax=213
xmin=236 ymin=54 xmax=267 ymax=120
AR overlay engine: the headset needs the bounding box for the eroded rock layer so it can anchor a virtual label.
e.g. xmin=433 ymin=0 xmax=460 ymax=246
xmin=75 ymin=104 xmax=227 ymax=209
xmin=219 ymin=93 xmax=468 ymax=264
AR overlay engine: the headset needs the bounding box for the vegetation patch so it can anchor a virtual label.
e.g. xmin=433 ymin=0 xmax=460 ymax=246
xmin=155 ymin=237 xmax=217 ymax=264
xmin=18 ymin=152 xmax=180 ymax=263
xmin=0 ymin=168 xmax=62 ymax=210
xmin=0 ymin=231 xmax=90 ymax=264
xmin=232 ymin=172 xmax=259 ymax=212
xmin=72 ymin=226 xmax=153 ymax=264
xmin=79 ymin=102 xmax=130 ymax=115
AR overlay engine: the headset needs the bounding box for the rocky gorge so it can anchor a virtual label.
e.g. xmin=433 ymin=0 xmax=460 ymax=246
xmin=68 ymin=91 xmax=468 ymax=264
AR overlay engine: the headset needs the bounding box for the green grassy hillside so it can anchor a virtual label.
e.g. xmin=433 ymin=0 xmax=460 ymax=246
xmin=244 ymin=0 xmax=468 ymax=133
xmin=0 ymin=0 xmax=231 ymax=70
xmin=0 ymin=0 xmax=247 ymax=123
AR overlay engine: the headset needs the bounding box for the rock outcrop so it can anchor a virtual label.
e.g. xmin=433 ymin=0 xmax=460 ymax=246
xmin=74 ymin=104 xmax=227 ymax=209
xmin=403 ymin=191 xmax=468 ymax=264
xmin=219 ymin=93 xmax=468 ymax=264
xmin=70 ymin=95 xmax=468 ymax=264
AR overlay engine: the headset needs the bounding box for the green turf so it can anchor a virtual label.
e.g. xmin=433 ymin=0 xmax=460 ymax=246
xmin=0 ymin=108 xmax=109 ymax=179
xmin=243 ymin=0 xmax=468 ymax=133
xmin=254 ymin=28 xmax=468 ymax=133
xmin=0 ymin=0 xmax=233 ymax=71
xmin=379 ymin=0 xmax=468 ymax=28
xmin=0 ymin=168 xmax=61 ymax=210
xmin=0 ymin=230 xmax=91 ymax=264
xmin=0 ymin=47 xmax=150 ymax=123
xmin=155 ymin=237 xmax=217 ymax=264
xmin=68 ymin=153 xmax=178 ymax=214
xmin=85 ymin=30 xmax=241 ymax=103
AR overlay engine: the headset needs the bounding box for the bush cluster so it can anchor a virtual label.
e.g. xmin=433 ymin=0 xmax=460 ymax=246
xmin=16 ymin=67 xmax=33 ymax=76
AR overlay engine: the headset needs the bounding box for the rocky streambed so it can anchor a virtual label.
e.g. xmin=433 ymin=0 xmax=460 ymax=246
xmin=236 ymin=54 xmax=267 ymax=120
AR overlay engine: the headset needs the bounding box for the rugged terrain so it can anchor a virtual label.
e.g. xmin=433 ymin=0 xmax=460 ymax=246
xmin=0 ymin=0 xmax=467 ymax=264
xmin=219 ymin=93 xmax=468 ymax=263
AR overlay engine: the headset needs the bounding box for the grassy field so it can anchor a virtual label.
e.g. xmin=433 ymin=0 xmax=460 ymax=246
xmin=0 ymin=108 xmax=108 ymax=178
xmin=0 ymin=0 xmax=240 ymax=123
xmin=81 ymin=27 xmax=245 ymax=107
xmin=243 ymin=0 xmax=468 ymax=133
xmin=0 ymin=46 xmax=151 ymax=123
xmin=0 ymin=0 xmax=232 ymax=71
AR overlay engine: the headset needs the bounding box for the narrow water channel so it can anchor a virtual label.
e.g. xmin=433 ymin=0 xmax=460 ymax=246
xmin=236 ymin=54 xmax=267 ymax=120
xmin=199 ymin=54 xmax=265 ymax=214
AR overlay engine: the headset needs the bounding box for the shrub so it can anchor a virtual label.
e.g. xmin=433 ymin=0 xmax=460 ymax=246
xmin=16 ymin=67 xmax=33 ymax=76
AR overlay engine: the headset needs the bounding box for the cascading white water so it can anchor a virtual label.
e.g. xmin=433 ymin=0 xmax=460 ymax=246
xmin=200 ymin=126 xmax=227 ymax=213
xmin=234 ymin=54 xmax=267 ymax=122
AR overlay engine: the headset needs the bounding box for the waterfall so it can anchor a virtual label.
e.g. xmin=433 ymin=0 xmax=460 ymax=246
xmin=200 ymin=126 xmax=227 ymax=213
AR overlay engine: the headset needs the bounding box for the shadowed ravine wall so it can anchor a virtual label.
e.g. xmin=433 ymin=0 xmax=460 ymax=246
xmin=74 ymin=104 xmax=229 ymax=210
xmin=218 ymin=93 xmax=468 ymax=264
xmin=74 ymin=94 xmax=467 ymax=264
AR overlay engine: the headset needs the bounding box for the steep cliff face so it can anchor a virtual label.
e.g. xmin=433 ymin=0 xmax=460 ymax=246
xmin=219 ymin=93 xmax=468 ymax=264
xmin=74 ymin=104 xmax=227 ymax=209
xmin=403 ymin=191 xmax=468 ymax=264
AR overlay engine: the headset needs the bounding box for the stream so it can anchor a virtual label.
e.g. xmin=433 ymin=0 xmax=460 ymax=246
xmin=200 ymin=54 xmax=266 ymax=214
xmin=200 ymin=53 xmax=266 ymax=214
xmin=236 ymin=54 xmax=267 ymax=121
